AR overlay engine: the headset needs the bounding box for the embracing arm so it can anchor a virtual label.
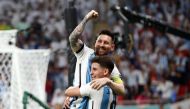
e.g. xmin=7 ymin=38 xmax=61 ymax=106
xmin=65 ymin=84 xmax=91 ymax=97
xmin=69 ymin=10 xmax=98 ymax=52
xmin=90 ymin=65 xmax=126 ymax=95
xmin=65 ymin=86 xmax=81 ymax=97
xmin=107 ymin=78 xmax=126 ymax=95
xmin=63 ymin=87 xmax=81 ymax=108
xmin=91 ymin=77 xmax=126 ymax=95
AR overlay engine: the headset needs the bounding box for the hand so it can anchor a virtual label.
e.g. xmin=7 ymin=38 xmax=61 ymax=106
xmin=62 ymin=96 xmax=70 ymax=109
xmin=85 ymin=10 xmax=98 ymax=21
xmin=90 ymin=78 xmax=111 ymax=90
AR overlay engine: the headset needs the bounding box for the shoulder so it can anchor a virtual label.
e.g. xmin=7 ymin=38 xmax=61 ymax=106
xmin=74 ymin=44 xmax=94 ymax=59
xmin=111 ymin=64 xmax=120 ymax=76
xmin=80 ymin=83 xmax=92 ymax=96
xmin=110 ymin=64 xmax=124 ymax=83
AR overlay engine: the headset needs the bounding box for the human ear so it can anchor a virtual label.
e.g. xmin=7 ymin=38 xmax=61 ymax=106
xmin=103 ymin=68 xmax=109 ymax=76
xmin=111 ymin=43 xmax=115 ymax=51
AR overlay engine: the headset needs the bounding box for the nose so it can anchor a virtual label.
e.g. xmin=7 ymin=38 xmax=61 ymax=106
xmin=100 ymin=42 xmax=104 ymax=47
xmin=97 ymin=41 xmax=104 ymax=47
xmin=90 ymin=70 xmax=94 ymax=76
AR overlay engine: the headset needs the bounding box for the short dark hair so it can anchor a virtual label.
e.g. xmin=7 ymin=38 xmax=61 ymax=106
xmin=99 ymin=30 xmax=115 ymax=43
xmin=91 ymin=56 xmax=114 ymax=74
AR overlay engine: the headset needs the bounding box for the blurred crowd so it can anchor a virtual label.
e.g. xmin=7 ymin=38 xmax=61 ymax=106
xmin=0 ymin=0 xmax=190 ymax=108
xmin=114 ymin=0 xmax=190 ymax=105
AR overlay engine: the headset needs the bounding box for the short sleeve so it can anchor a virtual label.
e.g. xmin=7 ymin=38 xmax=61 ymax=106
xmin=111 ymin=64 xmax=123 ymax=84
xmin=74 ymin=44 xmax=94 ymax=60
xmin=80 ymin=83 xmax=92 ymax=97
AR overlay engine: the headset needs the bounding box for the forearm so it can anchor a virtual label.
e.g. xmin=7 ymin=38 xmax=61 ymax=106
xmin=65 ymin=86 xmax=81 ymax=97
xmin=69 ymin=17 xmax=89 ymax=52
xmin=69 ymin=10 xmax=98 ymax=52
xmin=107 ymin=79 xmax=126 ymax=95
xmin=90 ymin=77 xmax=126 ymax=95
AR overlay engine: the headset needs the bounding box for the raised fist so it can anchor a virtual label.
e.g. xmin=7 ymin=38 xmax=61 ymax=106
xmin=85 ymin=10 xmax=98 ymax=20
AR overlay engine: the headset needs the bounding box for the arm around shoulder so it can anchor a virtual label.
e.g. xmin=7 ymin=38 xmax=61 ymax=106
xmin=90 ymin=77 xmax=126 ymax=95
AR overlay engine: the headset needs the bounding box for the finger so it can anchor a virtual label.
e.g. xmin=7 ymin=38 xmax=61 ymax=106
xmin=66 ymin=99 xmax=70 ymax=104
xmin=63 ymin=97 xmax=70 ymax=108
xmin=65 ymin=96 xmax=69 ymax=101
xmin=90 ymin=80 xmax=95 ymax=85
xmin=92 ymin=83 xmax=100 ymax=90
xmin=96 ymin=84 xmax=103 ymax=90
xmin=63 ymin=104 xmax=67 ymax=109
xmin=63 ymin=103 xmax=67 ymax=108
xmin=95 ymin=84 xmax=101 ymax=90
xmin=91 ymin=82 xmax=96 ymax=88
xmin=65 ymin=100 xmax=69 ymax=106
xmin=64 ymin=101 xmax=70 ymax=108
xmin=92 ymin=12 xmax=98 ymax=17
xmin=65 ymin=103 xmax=69 ymax=108
xmin=91 ymin=10 xmax=97 ymax=13
xmin=91 ymin=82 xmax=97 ymax=89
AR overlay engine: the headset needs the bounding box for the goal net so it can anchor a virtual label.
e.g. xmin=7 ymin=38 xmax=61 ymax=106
xmin=0 ymin=30 xmax=50 ymax=109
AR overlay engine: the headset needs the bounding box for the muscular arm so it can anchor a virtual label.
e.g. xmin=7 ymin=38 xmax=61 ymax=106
xmin=69 ymin=10 xmax=98 ymax=53
xmin=69 ymin=17 xmax=88 ymax=53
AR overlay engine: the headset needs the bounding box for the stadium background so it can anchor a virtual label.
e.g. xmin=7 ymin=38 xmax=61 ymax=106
xmin=0 ymin=0 xmax=189 ymax=109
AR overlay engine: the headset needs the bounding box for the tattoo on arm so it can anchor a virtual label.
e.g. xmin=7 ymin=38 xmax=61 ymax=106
xmin=69 ymin=17 xmax=88 ymax=52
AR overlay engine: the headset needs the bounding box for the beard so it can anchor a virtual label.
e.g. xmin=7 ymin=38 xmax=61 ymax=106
xmin=95 ymin=47 xmax=108 ymax=56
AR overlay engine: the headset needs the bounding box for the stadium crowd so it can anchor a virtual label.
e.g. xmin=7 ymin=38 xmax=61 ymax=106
xmin=0 ymin=0 xmax=190 ymax=108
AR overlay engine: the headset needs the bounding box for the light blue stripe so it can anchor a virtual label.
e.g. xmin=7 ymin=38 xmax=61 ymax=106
xmin=69 ymin=97 xmax=75 ymax=107
xmin=101 ymin=87 xmax=110 ymax=109
xmin=79 ymin=97 xmax=89 ymax=109
xmin=79 ymin=53 xmax=95 ymax=109
xmin=86 ymin=53 xmax=95 ymax=83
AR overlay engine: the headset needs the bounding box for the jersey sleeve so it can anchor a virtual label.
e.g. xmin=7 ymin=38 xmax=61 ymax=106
xmin=110 ymin=64 xmax=123 ymax=84
xmin=80 ymin=83 xmax=92 ymax=97
xmin=74 ymin=44 xmax=94 ymax=59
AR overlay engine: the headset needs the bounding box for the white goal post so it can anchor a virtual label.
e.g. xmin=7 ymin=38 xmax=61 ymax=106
xmin=0 ymin=30 xmax=50 ymax=109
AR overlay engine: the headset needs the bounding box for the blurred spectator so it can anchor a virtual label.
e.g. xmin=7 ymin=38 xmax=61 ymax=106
xmin=50 ymin=88 xmax=65 ymax=109
xmin=155 ymin=75 xmax=175 ymax=101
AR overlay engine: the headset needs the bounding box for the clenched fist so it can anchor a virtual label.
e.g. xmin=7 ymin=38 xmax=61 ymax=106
xmin=85 ymin=10 xmax=98 ymax=21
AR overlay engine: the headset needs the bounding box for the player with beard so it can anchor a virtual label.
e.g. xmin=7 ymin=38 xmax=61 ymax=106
xmin=63 ymin=10 xmax=125 ymax=109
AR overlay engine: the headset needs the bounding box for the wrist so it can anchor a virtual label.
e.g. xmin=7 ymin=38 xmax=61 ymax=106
xmin=106 ymin=78 xmax=112 ymax=86
xmin=83 ymin=16 xmax=89 ymax=22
